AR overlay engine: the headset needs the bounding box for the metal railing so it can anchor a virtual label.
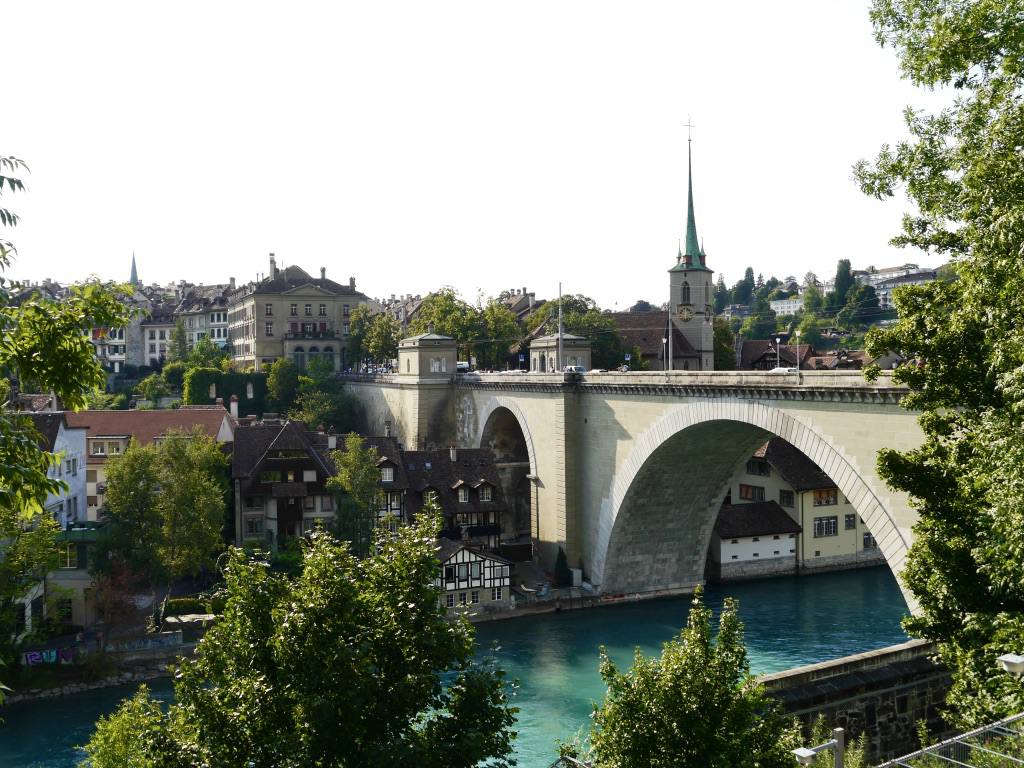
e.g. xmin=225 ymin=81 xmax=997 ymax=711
xmin=877 ymin=712 xmax=1024 ymax=766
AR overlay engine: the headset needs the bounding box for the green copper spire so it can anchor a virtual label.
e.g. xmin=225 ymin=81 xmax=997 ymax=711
xmin=683 ymin=139 xmax=703 ymax=268
xmin=129 ymin=252 xmax=139 ymax=286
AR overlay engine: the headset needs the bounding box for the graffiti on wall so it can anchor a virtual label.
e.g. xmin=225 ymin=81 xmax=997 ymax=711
xmin=20 ymin=646 xmax=79 ymax=666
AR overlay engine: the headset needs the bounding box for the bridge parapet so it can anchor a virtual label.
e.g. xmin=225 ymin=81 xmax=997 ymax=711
xmin=453 ymin=370 xmax=907 ymax=403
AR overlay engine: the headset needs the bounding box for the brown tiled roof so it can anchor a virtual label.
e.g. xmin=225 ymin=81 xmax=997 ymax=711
xmin=252 ymin=265 xmax=367 ymax=298
xmin=715 ymin=501 xmax=801 ymax=539
xmin=753 ymin=437 xmax=835 ymax=491
xmin=437 ymin=537 xmax=512 ymax=565
xmin=66 ymin=407 xmax=232 ymax=463
xmin=606 ymin=311 xmax=697 ymax=358
xmin=403 ymin=448 xmax=507 ymax=525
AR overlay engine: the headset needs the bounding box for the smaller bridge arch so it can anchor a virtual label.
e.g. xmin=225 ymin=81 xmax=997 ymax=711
xmin=591 ymin=400 xmax=914 ymax=609
xmin=475 ymin=397 xmax=539 ymax=544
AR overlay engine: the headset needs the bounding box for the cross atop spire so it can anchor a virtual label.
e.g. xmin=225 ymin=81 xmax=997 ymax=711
xmin=129 ymin=252 xmax=139 ymax=286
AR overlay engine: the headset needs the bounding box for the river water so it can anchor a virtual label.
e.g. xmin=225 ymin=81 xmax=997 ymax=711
xmin=0 ymin=567 xmax=908 ymax=767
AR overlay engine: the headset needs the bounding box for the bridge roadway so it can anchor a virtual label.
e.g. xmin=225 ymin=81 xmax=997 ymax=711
xmin=342 ymin=369 xmax=921 ymax=607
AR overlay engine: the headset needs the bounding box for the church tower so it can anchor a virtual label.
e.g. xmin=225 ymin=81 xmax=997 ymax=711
xmin=129 ymin=252 xmax=140 ymax=287
xmin=668 ymin=136 xmax=715 ymax=370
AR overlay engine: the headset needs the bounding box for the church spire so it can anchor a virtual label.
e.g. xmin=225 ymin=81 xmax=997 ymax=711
xmin=683 ymin=132 xmax=703 ymax=268
xmin=129 ymin=252 xmax=139 ymax=286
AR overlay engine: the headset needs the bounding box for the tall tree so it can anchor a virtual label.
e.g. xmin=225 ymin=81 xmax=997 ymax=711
xmin=0 ymin=155 xmax=131 ymax=698
xmin=856 ymin=0 xmax=1024 ymax=726
xmin=166 ymin=317 xmax=188 ymax=363
xmin=832 ymin=258 xmax=855 ymax=308
xmin=364 ymin=312 xmax=400 ymax=366
xmin=346 ymin=304 xmax=373 ymax=370
xmin=477 ymin=299 xmax=522 ymax=370
xmin=83 ymin=517 xmax=517 ymax=768
xmin=265 ymin=357 xmax=299 ymax=410
xmin=328 ymin=433 xmax=381 ymax=557
xmin=713 ymin=318 xmax=736 ymax=370
xmin=562 ymin=590 xmax=797 ymax=767
xmin=408 ymin=287 xmax=481 ymax=360
xmin=187 ymin=336 xmax=229 ymax=369
xmin=713 ymin=274 xmax=729 ymax=313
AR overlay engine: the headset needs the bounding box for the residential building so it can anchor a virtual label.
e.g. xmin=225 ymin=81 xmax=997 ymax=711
xmin=65 ymin=405 xmax=235 ymax=519
xmin=716 ymin=437 xmax=884 ymax=577
xmin=768 ymin=297 xmax=803 ymax=316
xmin=231 ymin=421 xmax=509 ymax=554
xmin=708 ymin=501 xmax=801 ymax=581
xmin=873 ymin=270 xmax=937 ymax=311
xmin=175 ymin=287 xmax=231 ymax=349
xmin=226 ymin=254 xmax=369 ymax=372
xmin=141 ymin=304 xmax=177 ymax=367
xmin=378 ymin=293 xmax=425 ymax=330
xmin=737 ymin=340 xmax=815 ymax=370
xmin=436 ymin=539 xmax=513 ymax=614
xmin=29 ymin=413 xmax=87 ymax=529
xmin=47 ymin=522 xmax=106 ymax=629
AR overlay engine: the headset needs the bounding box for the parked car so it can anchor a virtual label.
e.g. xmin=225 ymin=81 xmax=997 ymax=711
xmin=563 ymin=365 xmax=587 ymax=374
xmin=456 ymin=361 xmax=470 ymax=373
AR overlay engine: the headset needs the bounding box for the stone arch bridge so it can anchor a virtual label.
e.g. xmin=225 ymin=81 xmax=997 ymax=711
xmin=343 ymin=370 xmax=921 ymax=606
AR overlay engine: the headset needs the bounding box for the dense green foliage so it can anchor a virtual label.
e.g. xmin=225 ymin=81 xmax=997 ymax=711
xmin=857 ymin=0 xmax=1024 ymax=726
xmin=99 ymin=429 xmax=229 ymax=584
xmin=562 ymin=590 xmax=797 ymax=767
xmin=408 ymin=286 xmax=482 ymax=360
xmin=554 ymin=546 xmax=572 ymax=588
xmin=327 ymin=433 xmax=381 ymax=557
xmin=182 ymin=367 xmax=267 ymax=417
xmin=265 ymin=357 xmax=299 ymax=410
xmin=712 ymin=318 xmax=736 ymax=370
xmin=527 ymin=294 xmax=624 ymax=369
xmin=364 ymin=312 xmax=400 ymax=365
xmin=0 ymin=155 xmax=131 ymax=699
xmin=82 ymin=518 xmax=518 ymax=768
xmin=286 ymin=360 xmax=362 ymax=432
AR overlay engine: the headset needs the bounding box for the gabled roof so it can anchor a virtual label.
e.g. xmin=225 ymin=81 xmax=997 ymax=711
xmin=715 ymin=501 xmax=801 ymax=539
xmin=232 ymin=420 xmax=334 ymax=481
xmin=753 ymin=437 xmax=835 ymax=491
xmin=738 ymin=340 xmax=816 ymax=370
xmin=252 ymin=265 xmax=366 ymax=298
xmin=437 ymin=537 xmax=512 ymax=565
xmin=404 ymin=448 xmax=506 ymax=521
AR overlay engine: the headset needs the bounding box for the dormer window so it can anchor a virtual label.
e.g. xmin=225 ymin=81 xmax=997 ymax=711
xmin=381 ymin=466 xmax=394 ymax=483
xmin=480 ymin=485 xmax=492 ymax=503
xmin=458 ymin=487 xmax=469 ymax=503
xmin=423 ymin=489 xmax=438 ymax=504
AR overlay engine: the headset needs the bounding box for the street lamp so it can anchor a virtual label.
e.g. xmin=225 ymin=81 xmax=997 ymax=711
xmin=775 ymin=337 xmax=781 ymax=369
xmin=793 ymin=728 xmax=844 ymax=767
xmin=997 ymin=653 xmax=1024 ymax=679
xmin=662 ymin=337 xmax=668 ymax=370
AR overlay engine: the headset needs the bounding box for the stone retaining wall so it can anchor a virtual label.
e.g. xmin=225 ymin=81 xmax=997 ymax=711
xmin=760 ymin=639 xmax=952 ymax=763
xmin=711 ymin=556 xmax=796 ymax=582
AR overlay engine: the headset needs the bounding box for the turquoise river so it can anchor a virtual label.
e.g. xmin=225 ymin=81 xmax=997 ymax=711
xmin=0 ymin=567 xmax=909 ymax=767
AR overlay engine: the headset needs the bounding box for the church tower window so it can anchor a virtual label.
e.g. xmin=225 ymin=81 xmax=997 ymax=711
xmin=681 ymin=282 xmax=691 ymax=305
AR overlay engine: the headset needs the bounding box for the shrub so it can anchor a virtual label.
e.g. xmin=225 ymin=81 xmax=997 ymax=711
xmin=164 ymin=597 xmax=207 ymax=616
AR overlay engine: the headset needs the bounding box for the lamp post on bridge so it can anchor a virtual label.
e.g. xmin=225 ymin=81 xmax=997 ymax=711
xmin=662 ymin=337 xmax=668 ymax=371
xmin=776 ymin=337 xmax=781 ymax=369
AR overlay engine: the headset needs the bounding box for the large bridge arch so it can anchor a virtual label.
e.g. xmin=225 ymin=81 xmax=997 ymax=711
xmin=591 ymin=400 xmax=915 ymax=609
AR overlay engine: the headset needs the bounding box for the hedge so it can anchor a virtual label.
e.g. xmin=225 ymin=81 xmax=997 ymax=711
xmin=182 ymin=367 xmax=268 ymax=417
xmin=164 ymin=597 xmax=208 ymax=616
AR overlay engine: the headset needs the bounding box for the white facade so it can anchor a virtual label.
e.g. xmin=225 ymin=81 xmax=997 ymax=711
xmin=437 ymin=544 xmax=513 ymax=614
xmin=712 ymin=532 xmax=797 ymax=563
xmin=769 ymin=298 xmax=803 ymax=316
xmin=48 ymin=421 xmax=87 ymax=528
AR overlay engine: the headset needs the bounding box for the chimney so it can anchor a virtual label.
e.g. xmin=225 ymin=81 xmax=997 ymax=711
xmin=229 ymin=394 xmax=238 ymax=419
xmin=316 ymin=423 xmax=325 ymax=434
xmin=327 ymin=430 xmax=337 ymax=450
xmin=320 ymin=267 xmax=326 ymax=280
xmin=522 ymin=286 xmax=527 ymax=296
xmin=384 ymin=420 xmax=392 ymax=437
xmin=229 ymin=276 xmax=236 ymax=290
xmin=269 ymin=253 xmax=277 ymax=279
xmin=349 ymin=276 xmax=355 ymax=288
xmin=449 ymin=446 xmax=457 ymax=462
xmin=216 ymin=397 xmax=224 ymax=406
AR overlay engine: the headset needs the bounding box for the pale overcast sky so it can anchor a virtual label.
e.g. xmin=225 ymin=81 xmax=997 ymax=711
xmin=6 ymin=1 xmax=942 ymax=308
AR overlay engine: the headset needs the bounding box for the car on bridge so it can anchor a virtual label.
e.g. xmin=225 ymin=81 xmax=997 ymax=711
xmin=563 ymin=365 xmax=587 ymax=374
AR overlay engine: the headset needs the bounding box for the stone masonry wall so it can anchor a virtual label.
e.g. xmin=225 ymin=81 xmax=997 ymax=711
xmin=760 ymin=639 xmax=952 ymax=764
xmin=710 ymin=555 xmax=796 ymax=582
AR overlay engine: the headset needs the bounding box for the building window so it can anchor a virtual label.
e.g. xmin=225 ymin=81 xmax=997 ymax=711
xmin=470 ymin=561 xmax=481 ymax=579
xmin=107 ymin=442 xmax=121 ymax=455
xmin=381 ymin=466 xmax=394 ymax=483
xmin=245 ymin=517 xmax=264 ymax=536
xmin=458 ymin=592 xmax=467 ymax=605
xmin=491 ymin=587 xmax=502 ymax=601
xmin=446 ymin=593 xmax=455 ymax=608
xmin=149 ymin=330 xmax=156 ymax=340
xmin=480 ymin=485 xmax=492 ymax=502
xmin=814 ymin=489 xmax=838 ymax=506
xmin=159 ymin=330 xmax=166 ymax=340
xmin=304 ymin=303 xmax=312 ymax=316
xmin=779 ymin=489 xmax=794 ymax=507
xmin=343 ymin=304 xmax=350 ymax=316
xmin=845 ymin=513 xmax=857 ymax=530
xmin=58 ymin=544 xmax=78 ymax=569
xmin=430 ymin=357 xmax=447 ymax=373
xmin=863 ymin=532 xmax=878 ymax=549
xmin=321 ymin=495 xmax=334 ymax=511
xmin=260 ymin=470 xmax=282 ymax=483
xmin=265 ymin=322 xmax=273 ymax=337
xmin=343 ymin=322 xmax=349 ymax=335
xmin=290 ymin=303 xmax=297 ymax=316
xmin=471 ymin=590 xmax=480 ymax=604
xmin=149 ymin=343 xmax=156 ymax=353
xmin=745 ymin=459 xmax=770 ymax=476
xmin=318 ymin=303 xmax=326 ymax=316
xmin=458 ymin=487 xmax=469 ymax=503
xmin=813 ymin=515 xmax=838 ymax=538
xmin=302 ymin=496 xmax=315 ymax=511
xmin=424 ymin=489 xmax=438 ymax=504
xmin=265 ymin=303 xmax=273 ymax=316
xmin=738 ymin=484 xmax=765 ymax=502
xmin=681 ymin=281 xmax=691 ymax=305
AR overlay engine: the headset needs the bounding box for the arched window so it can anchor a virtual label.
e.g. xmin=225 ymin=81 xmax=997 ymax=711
xmin=705 ymin=283 xmax=710 ymax=305
xmin=323 ymin=346 xmax=334 ymax=371
xmin=681 ymin=282 xmax=691 ymax=305
xmin=308 ymin=346 xmax=319 ymax=364
xmin=293 ymin=346 xmax=305 ymax=370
